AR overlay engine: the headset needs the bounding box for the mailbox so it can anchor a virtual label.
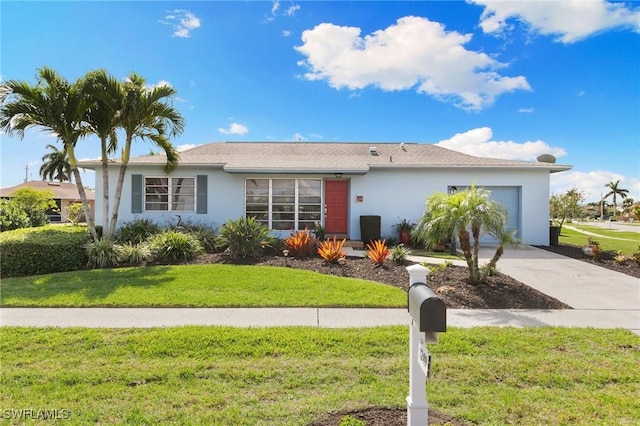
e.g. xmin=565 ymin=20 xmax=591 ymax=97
xmin=407 ymin=282 xmax=446 ymax=333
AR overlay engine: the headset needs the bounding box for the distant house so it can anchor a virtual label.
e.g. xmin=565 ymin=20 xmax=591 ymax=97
xmin=79 ymin=142 xmax=571 ymax=245
xmin=0 ymin=180 xmax=95 ymax=223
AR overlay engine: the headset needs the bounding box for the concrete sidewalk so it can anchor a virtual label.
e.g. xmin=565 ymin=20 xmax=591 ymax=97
xmin=2 ymin=308 xmax=639 ymax=334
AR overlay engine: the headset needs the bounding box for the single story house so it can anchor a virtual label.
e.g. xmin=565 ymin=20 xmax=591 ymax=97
xmin=0 ymin=180 xmax=95 ymax=223
xmin=79 ymin=142 xmax=571 ymax=245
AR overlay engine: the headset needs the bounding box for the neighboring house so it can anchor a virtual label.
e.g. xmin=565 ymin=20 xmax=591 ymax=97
xmin=0 ymin=180 xmax=95 ymax=223
xmin=79 ymin=142 xmax=571 ymax=245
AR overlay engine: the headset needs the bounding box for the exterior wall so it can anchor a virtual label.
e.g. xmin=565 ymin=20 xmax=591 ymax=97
xmin=95 ymin=165 xmax=552 ymax=245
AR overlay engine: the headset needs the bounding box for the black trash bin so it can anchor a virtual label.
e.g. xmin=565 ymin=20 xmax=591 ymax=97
xmin=360 ymin=215 xmax=381 ymax=245
xmin=549 ymin=226 xmax=560 ymax=246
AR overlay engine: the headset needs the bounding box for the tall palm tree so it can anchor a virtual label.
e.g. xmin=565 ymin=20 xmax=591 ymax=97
xmin=81 ymin=69 xmax=122 ymax=237
xmin=604 ymin=180 xmax=629 ymax=218
xmin=414 ymin=185 xmax=517 ymax=285
xmin=0 ymin=67 xmax=98 ymax=240
xmin=39 ymin=143 xmax=72 ymax=182
xmin=108 ymin=73 xmax=184 ymax=237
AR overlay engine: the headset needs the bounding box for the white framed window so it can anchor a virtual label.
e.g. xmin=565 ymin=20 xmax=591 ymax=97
xmin=245 ymin=178 xmax=322 ymax=230
xmin=145 ymin=177 xmax=195 ymax=212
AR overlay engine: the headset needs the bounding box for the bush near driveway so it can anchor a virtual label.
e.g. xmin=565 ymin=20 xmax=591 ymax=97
xmin=0 ymin=225 xmax=90 ymax=277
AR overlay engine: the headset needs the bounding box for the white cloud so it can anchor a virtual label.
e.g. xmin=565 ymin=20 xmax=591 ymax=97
xmin=282 ymin=30 xmax=291 ymax=37
xmin=471 ymin=0 xmax=640 ymax=44
xmin=436 ymin=127 xmax=567 ymax=161
xmin=218 ymin=123 xmax=249 ymax=135
xmin=550 ymin=170 xmax=639 ymax=203
xmin=518 ymin=107 xmax=534 ymax=114
xmin=160 ymin=10 xmax=201 ymax=38
xmin=292 ymin=132 xmax=307 ymax=141
xmin=176 ymin=144 xmax=198 ymax=152
xmin=271 ymin=1 xmax=280 ymax=16
xmin=295 ymin=16 xmax=530 ymax=111
xmin=286 ymin=5 xmax=300 ymax=17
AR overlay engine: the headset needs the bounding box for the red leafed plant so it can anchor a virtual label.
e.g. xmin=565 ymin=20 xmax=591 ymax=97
xmin=366 ymin=239 xmax=390 ymax=267
xmin=317 ymin=236 xmax=347 ymax=264
xmin=284 ymin=229 xmax=318 ymax=257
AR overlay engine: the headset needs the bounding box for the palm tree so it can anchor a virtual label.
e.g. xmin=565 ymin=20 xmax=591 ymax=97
xmin=39 ymin=143 xmax=71 ymax=182
xmin=0 ymin=67 xmax=98 ymax=240
xmin=108 ymin=73 xmax=184 ymax=237
xmin=81 ymin=69 xmax=122 ymax=237
xmin=604 ymin=180 xmax=629 ymax=218
xmin=413 ymin=185 xmax=517 ymax=285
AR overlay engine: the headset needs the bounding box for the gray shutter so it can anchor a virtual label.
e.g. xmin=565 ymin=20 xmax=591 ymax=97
xmin=196 ymin=175 xmax=207 ymax=214
xmin=131 ymin=174 xmax=143 ymax=213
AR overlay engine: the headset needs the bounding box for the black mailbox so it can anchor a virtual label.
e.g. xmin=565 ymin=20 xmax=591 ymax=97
xmin=407 ymin=282 xmax=446 ymax=332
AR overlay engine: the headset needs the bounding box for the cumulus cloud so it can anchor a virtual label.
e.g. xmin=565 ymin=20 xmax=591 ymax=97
xmin=295 ymin=16 xmax=530 ymax=111
xmin=218 ymin=123 xmax=249 ymax=135
xmin=160 ymin=10 xmax=201 ymax=38
xmin=550 ymin=170 xmax=639 ymax=203
xmin=436 ymin=127 xmax=567 ymax=161
xmin=471 ymin=0 xmax=640 ymax=43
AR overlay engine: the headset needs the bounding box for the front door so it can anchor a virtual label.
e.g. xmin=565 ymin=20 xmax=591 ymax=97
xmin=324 ymin=180 xmax=348 ymax=234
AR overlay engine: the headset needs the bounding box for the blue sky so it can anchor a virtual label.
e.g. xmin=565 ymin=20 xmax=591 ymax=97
xmin=1 ymin=0 xmax=639 ymax=203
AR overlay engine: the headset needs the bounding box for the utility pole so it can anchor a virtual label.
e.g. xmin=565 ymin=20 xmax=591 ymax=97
xmin=24 ymin=164 xmax=28 ymax=183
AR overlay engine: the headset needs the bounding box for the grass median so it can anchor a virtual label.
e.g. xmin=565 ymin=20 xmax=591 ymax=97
xmin=0 ymin=264 xmax=406 ymax=308
xmin=1 ymin=327 xmax=638 ymax=425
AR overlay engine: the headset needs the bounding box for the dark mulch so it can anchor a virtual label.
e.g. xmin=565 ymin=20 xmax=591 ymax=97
xmin=310 ymin=407 xmax=471 ymax=426
xmin=536 ymin=244 xmax=640 ymax=279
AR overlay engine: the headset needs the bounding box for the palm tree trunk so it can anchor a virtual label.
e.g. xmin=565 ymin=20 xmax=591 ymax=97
xmin=108 ymin=139 xmax=132 ymax=237
xmin=67 ymin=147 xmax=97 ymax=241
xmin=480 ymin=245 xmax=504 ymax=283
xmin=100 ymin=137 xmax=110 ymax=238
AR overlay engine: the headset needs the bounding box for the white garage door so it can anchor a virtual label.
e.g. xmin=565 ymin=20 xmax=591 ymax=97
xmin=481 ymin=186 xmax=521 ymax=243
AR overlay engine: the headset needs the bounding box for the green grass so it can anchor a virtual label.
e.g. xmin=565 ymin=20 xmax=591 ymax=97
xmin=560 ymin=224 xmax=640 ymax=255
xmin=1 ymin=327 xmax=638 ymax=425
xmin=0 ymin=264 xmax=406 ymax=308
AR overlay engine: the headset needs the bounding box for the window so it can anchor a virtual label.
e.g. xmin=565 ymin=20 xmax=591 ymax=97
xmin=145 ymin=177 xmax=195 ymax=211
xmin=245 ymin=178 xmax=322 ymax=230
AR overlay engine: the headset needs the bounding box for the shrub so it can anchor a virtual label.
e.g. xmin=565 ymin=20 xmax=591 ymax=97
xmin=65 ymin=203 xmax=84 ymax=225
xmin=284 ymin=228 xmax=317 ymax=257
xmin=366 ymin=239 xmax=390 ymax=267
xmin=614 ymin=250 xmax=626 ymax=264
xmin=0 ymin=199 xmax=30 ymax=231
xmin=10 ymin=187 xmax=57 ymax=227
xmin=116 ymin=242 xmax=151 ymax=266
xmin=588 ymin=237 xmax=601 ymax=261
xmin=84 ymin=237 xmax=119 ymax=269
xmin=115 ymin=218 xmax=161 ymax=244
xmin=0 ymin=225 xmax=90 ymax=277
xmin=391 ymin=244 xmax=411 ymax=265
xmin=148 ymin=230 xmax=204 ymax=262
xmin=182 ymin=222 xmax=218 ymax=253
xmin=632 ymin=245 xmax=640 ymax=265
xmin=217 ymin=217 xmax=272 ymax=258
xmin=317 ymin=236 xmax=346 ymax=264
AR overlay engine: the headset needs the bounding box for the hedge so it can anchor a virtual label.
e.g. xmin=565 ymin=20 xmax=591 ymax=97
xmin=0 ymin=225 xmax=91 ymax=277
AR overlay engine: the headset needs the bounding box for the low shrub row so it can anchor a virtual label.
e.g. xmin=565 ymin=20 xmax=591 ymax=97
xmin=0 ymin=225 xmax=91 ymax=277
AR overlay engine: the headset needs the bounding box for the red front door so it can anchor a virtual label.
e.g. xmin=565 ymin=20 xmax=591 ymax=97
xmin=324 ymin=180 xmax=348 ymax=234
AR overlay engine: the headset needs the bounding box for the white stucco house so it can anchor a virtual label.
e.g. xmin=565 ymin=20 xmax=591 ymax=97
xmin=80 ymin=142 xmax=571 ymax=246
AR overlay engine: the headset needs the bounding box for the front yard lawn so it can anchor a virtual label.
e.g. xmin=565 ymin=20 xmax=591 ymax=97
xmin=1 ymin=327 xmax=638 ymax=425
xmin=0 ymin=264 xmax=406 ymax=308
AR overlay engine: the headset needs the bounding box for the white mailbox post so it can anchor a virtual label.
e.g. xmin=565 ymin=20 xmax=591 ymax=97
xmin=406 ymin=264 xmax=447 ymax=426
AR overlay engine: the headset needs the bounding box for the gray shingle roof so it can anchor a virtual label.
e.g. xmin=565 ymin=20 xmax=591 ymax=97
xmin=0 ymin=181 xmax=95 ymax=200
xmin=80 ymin=142 xmax=571 ymax=173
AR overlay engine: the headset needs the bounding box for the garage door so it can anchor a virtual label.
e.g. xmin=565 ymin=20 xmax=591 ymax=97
xmin=480 ymin=186 xmax=521 ymax=244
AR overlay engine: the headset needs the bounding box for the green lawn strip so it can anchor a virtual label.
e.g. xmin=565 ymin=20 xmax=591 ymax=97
xmin=0 ymin=264 xmax=406 ymax=308
xmin=559 ymin=226 xmax=639 ymax=255
xmin=1 ymin=327 xmax=638 ymax=425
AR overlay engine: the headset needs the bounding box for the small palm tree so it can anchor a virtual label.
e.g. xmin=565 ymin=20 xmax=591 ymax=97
xmin=39 ymin=144 xmax=71 ymax=182
xmin=604 ymin=180 xmax=629 ymax=218
xmin=414 ymin=185 xmax=517 ymax=285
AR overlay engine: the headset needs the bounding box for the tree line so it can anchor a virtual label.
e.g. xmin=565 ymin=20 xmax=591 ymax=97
xmin=0 ymin=67 xmax=185 ymax=241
